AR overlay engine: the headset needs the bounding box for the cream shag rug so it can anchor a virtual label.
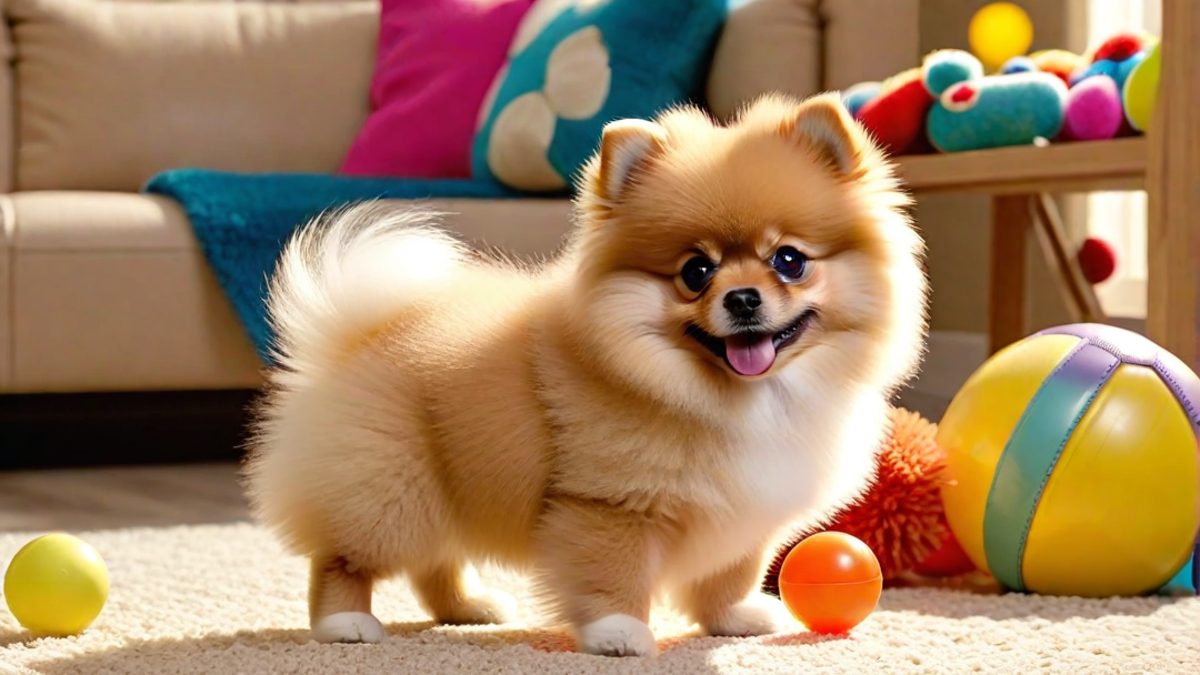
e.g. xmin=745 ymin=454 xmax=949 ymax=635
xmin=1 ymin=524 xmax=1197 ymax=675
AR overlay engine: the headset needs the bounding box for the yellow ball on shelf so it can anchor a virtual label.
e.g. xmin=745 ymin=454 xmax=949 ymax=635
xmin=968 ymin=2 xmax=1035 ymax=73
xmin=4 ymin=533 xmax=110 ymax=637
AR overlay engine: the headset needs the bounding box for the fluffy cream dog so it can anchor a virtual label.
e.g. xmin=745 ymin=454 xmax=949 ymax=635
xmin=243 ymin=92 xmax=928 ymax=657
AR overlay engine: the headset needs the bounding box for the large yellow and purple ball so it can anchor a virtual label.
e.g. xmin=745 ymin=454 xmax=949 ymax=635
xmin=937 ymin=323 xmax=1199 ymax=597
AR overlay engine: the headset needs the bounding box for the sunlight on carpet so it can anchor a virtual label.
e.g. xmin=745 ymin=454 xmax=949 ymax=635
xmin=0 ymin=524 xmax=1197 ymax=674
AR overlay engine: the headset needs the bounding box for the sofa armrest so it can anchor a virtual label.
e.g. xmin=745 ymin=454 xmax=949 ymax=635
xmin=820 ymin=0 xmax=921 ymax=91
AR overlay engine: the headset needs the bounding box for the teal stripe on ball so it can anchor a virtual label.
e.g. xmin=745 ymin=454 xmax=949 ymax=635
xmin=982 ymin=341 xmax=1120 ymax=591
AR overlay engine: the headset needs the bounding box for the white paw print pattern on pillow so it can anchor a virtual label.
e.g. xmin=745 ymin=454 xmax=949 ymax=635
xmin=477 ymin=0 xmax=613 ymax=191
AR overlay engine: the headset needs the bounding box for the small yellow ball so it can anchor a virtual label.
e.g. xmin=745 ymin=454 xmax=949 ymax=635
xmin=3 ymin=533 xmax=110 ymax=637
xmin=969 ymin=2 xmax=1035 ymax=73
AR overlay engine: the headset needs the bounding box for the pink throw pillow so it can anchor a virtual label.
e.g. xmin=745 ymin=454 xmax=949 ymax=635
xmin=341 ymin=0 xmax=534 ymax=179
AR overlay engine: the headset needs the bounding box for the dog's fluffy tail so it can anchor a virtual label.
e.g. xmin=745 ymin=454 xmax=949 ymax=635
xmin=266 ymin=201 xmax=467 ymax=377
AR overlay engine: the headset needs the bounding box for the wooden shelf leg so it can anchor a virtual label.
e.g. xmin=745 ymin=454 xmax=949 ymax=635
xmin=1146 ymin=0 xmax=1200 ymax=368
xmin=1030 ymin=193 xmax=1107 ymax=324
xmin=989 ymin=195 xmax=1032 ymax=354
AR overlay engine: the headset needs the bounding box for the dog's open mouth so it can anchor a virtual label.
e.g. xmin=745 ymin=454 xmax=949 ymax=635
xmin=685 ymin=309 xmax=818 ymax=377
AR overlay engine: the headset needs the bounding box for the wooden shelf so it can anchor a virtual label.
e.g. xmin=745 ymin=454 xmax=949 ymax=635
xmin=893 ymin=137 xmax=1148 ymax=195
xmin=880 ymin=0 xmax=1198 ymax=368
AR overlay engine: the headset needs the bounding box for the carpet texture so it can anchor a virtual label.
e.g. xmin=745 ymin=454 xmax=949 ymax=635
xmin=1 ymin=523 xmax=1198 ymax=674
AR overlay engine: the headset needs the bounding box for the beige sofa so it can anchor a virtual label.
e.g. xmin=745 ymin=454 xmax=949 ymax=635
xmin=0 ymin=0 xmax=918 ymax=396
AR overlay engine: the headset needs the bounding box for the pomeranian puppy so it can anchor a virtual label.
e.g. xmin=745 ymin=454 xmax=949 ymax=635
xmin=243 ymin=92 xmax=928 ymax=657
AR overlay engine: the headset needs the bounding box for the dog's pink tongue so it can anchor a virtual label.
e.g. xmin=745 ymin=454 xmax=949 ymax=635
xmin=725 ymin=334 xmax=776 ymax=376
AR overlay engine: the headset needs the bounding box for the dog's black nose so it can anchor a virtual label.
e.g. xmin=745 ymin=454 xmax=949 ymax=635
xmin=723 ymin=288 xmax=762 ymax=319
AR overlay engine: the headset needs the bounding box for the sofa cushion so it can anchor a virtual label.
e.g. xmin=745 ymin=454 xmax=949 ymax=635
xmin=705 ymin=0 xmax=821 ymax=122
xmin=3 ymin=191 xmax=265 ymax=393
xmin=471 ymin=0 xmax=728 ymax=192
xmin=340 ymin=0 xmax=534 ymax=180
xmin=2 ymin=190 xmax=574 ymax=393
xmin=705 ymin=0 xmax=921 ymax=122
xmin=4 ymin=0 xmax=379 ymax=192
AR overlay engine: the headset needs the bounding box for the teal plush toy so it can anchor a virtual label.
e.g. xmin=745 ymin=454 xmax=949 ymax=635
xmin=924 ymin=50 xmax=1068 ymax=153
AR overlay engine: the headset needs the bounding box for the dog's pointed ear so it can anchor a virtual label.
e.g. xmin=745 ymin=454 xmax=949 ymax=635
xmin=597 ymin=118 xmax=668 ymax=201
xmin=780 ymin=93 xmax=867 ymax=178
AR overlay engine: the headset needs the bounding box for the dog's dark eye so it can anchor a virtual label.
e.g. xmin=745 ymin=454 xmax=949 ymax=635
xmin=772 ymin=246 xmax=808 ymax=280
xmin=680 ymin=255 xmax=717 ymax=292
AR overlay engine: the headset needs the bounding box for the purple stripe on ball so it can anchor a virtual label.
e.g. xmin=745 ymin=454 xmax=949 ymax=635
xmin=1034 ymin=323 xmax=1200 ymax=432
xmin=1033 ymin=323 xmax=1158 ymax=366
xmin=1154 ymin=348 xmax=1200 ymax=434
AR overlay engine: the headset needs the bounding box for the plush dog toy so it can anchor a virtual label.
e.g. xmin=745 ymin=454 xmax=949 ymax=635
xmin=848 ymin=50 xmax=993 ymax=156
xmin=924 ymin=49 xmax=1067 ymax=153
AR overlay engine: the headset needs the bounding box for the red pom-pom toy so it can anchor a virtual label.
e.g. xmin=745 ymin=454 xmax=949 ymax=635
xmin=912 ymin=528 xmax=977 ymax=577
xmin=1092 ymin=33 xmax=1146 ymax=63
xmin=1077 ymin=236 xmax=1117 ymax=284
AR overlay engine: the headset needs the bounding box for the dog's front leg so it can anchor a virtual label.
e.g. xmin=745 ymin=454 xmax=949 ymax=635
xmin=535 ymin=495 xmax=659 ymax=657
xmin=673 ymin=544 xmax=791 ymax=638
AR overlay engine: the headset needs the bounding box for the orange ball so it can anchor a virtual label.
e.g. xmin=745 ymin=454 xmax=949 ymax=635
xmin=777 ymin=531 xmax=883 ymax=634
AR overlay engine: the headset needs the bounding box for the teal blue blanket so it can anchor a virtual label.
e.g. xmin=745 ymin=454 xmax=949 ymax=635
xmin=144 ymin=169 xmax=538 ymax=362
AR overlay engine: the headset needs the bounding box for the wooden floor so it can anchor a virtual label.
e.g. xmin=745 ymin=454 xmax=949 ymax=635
xmin=0 ymin=463 xmax=250 ymax=533
xmin=0 ymin=387 xmax=953 ymax=534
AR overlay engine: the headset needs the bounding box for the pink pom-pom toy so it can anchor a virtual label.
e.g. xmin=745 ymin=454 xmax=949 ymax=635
xmin=1062 ymin=75 xmax=1124 ymax=141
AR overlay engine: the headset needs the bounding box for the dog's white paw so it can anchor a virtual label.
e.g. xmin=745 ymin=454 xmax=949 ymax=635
xmin=439 ymin=588 xmax=517 ymax=625
xmin=578 ymin=613 xmax=657 ymax=657
xmin=312 ymin=611 xmax=386 ymax=644
xmin=705 ymin=593 xmax=790 ymax=637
